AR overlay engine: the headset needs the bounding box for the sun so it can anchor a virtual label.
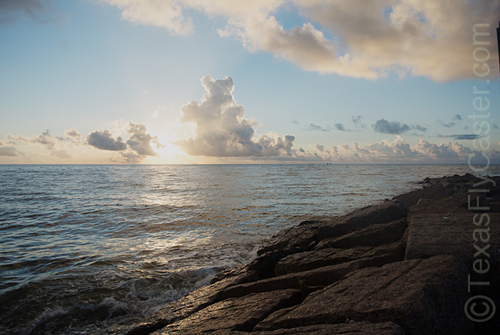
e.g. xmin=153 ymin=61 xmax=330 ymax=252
xmin=156 ymin=140 xmax=181 ymax=159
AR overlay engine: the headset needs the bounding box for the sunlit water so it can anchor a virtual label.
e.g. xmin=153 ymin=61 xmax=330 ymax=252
xmin=1 ymin=164 xmax=498 ymax=334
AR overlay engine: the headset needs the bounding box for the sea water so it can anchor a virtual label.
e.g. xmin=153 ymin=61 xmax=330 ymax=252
xmin=1 ymin=164 xmax=497 ymax=334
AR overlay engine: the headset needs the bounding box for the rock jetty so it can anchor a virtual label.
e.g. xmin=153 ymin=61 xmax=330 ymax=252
xmin=100 ymin=173 xmax=500 ymax=335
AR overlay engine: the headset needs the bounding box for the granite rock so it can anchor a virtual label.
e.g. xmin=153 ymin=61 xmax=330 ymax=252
xmin=275 ymin=240 xmax=403 ymax=276
xmin=155 ymin=289 xmax=301 ymax=334
xmin=254 ymin=255 xmax=473 ymax=335
xmin=315 ymin=218 xmax=407 ymax=250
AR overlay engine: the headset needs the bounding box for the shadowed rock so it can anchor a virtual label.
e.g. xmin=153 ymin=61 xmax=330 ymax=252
xmin=393 ymin=182 xmax=447 ymax=209
xmin=317 ymin=200 xmax=406 ymax=241
xmin=315 ymin=218 xmax=407 ymax=250
xmin=221 ymin=250 xmax=403 ymax=301
xmin=275 ymin=241 xmax=403 ymax=276
xmin=155 ymin=289 xmax=301 ymax=334
xmin=257 ymin=220 xmax=324 ymax=256
xmin=405 ymin=191 xmax=500 ymax=264
xmin=209 ymin=321 xmax=405 ymax=334
xmin=254 ymin=255 xmax=473 ymax=335
xmin=111 ymin=271 xmax=260 ymax=335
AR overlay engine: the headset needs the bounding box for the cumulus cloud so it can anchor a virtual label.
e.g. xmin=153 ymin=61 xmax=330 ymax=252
xmin=343 ymin=137 xmax=476 ymax=162
xmin=6 ymin=129 xmax=73 ymax=158
xmin=0 ymin=0 xmax=60 ymax=26
xmin=87 ymin=130 xmax=127 ymax=151
xmin=175 ymin=75 xmax=297 ymax=157
xmin=126 ymin=122 xmax=163 ymax=156
xmin=64 ymin=127 xmax=82 ymax=141
xmin=8 ymin=129 xmax=60 ymax=149
xmin=102 ymin=0 xmax=499 ymax=81
xmin=453 ymin=115 xmax=462 ymax=121
xmin=313 ymin=143 xmax=325 ymax=152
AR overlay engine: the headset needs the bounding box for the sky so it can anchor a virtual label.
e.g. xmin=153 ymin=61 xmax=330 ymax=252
xmin=0 ymin=0 xmax=499 ymax=164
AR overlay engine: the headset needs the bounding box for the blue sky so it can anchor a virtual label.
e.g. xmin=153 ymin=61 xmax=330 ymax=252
xmin=0 ymin=0 xmax=499 ymax=164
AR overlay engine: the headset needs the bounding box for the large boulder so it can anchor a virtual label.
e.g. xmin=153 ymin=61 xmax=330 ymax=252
xmin=221 ymin=251 xmax=404 ymax=301
xmin=257 ymin=220 xmax=324 ymax=256
xmin=155 ymin=289 xmax=301 ymax=334
xmin=393 ymin=182 xmax=450 ymax=209
xmin=315 ymin=218 xmax=407 ymax=250
xmin=405 ymin=192 xmax=500 ymax=264
xmin=275 ymin=241 xmax=403 ymax=276
xmin=254 ymin=255 xmax=473 ymax=335
xmin=317 ymin=200 xmax=406 ymax=241
xmin=111 ymin=271 xmax=261 ymax=335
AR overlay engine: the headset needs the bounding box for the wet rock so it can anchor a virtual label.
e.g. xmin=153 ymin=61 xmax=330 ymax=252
xmin=275 ymin=241 xmax=403 ymax=276
xmin=155 ymin=289 xmax=301 ymax=334
xmin=317 ymin=200 xmax=406 ymax=240
xmin=257 ymin=221 xmax=324 ymax=256
xmin=254 ymin=255 xmax=473 ymax=335
xmin=315 ymin=218 xmax=407 ymax=250
xmin=117 ymin=272 xmax=259 ymax=335
xmin=211 ymin=250 xmax=289 ymax=284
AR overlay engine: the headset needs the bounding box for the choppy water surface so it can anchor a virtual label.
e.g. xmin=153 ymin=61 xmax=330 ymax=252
xmin=1 ymin=164 xmax=497 ymax=334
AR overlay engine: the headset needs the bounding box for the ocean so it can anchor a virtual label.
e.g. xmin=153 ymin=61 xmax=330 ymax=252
xmin=1 ymin=164 xmax=498 ymax=334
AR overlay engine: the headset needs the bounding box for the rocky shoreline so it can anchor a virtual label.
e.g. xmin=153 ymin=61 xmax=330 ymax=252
xmin=99 ymin=173 xmax=500 ymax=335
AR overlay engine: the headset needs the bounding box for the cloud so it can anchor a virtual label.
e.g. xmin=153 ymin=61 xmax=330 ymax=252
xmin=51 ymin=149 xmax=71 ymax=159
xmin=87 ymin=130 xmax=127 ymax=151
xmin=334 ymin=123 xmax=350 ymax=132
xmin=439 ymin=134 xmax=482 ymax=140
xmin=6 ymin=129 xmax=73 ymax=158
xmin=413 ymin=138 xmax=471 ymax=159
xmin=303 ymin=123 xmax=330 ymax=132
xmin=313 ymin=143 xmax=325 ymax=152
xmin=412 ymin=125 xmax=427 ymax=132
xmin=373 ymin=119 xmax=410 ymax=134
xmin=342 ymin=137 xmax=476 ymax=162
xmin=103 ymin=0 xmax=499 ymax=81
xmin=102 ymin=0 xmax=195 ymax=35
xmin=437 ymin=120 xmax=455 ymax=128
xmin=0 ymin=0 xmax=60 ymax=26
xmin=352 ymin=115 xmax=367 ymax=129
xmin=175 ymin=75 xmax=297 ymax=157
xmin=64 ymin=127 xmax=82 ymax=141
xmin=126 ymin=122 xmax=163 ymax=156
xmin=492 ymin=124 xmax=499 ymax=130
xmin=0 ymin=146 xmax=23 ymax=157
xmin=7 ymin=129 xmax=63 ymax=149
xmin=437 ymin=115 xmax=463 ymax=128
